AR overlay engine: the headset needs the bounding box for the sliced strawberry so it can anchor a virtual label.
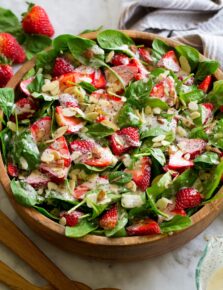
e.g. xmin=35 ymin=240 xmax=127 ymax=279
xmin=70 ymin=139 xmax=116 ymax=168
xmin=20 ymin=77 xmax=34 ymax=96
xmin=157 ymin=50 xmax=180 ymax=72
xmin=129 ymin=58 xmax=148 ymax=80
xmin=25 ymin=170 xmax=50 ymax=189
xmin=92 ymin=68 xmax=106 ymax=88
xmin=175 ymin=187 xmax=203 ymax=209
xmin=14 ymin=97 xmax=37 ymax=120
xmin=99 ymin=204 xmax=118 ymax=230
xmin=126 ymin=157 xmax=151 ymax=191
xmin=168 ymin=150 xmax=194 ymax=171
xmin=201 ymin=103 xmax=214 ymax=125
xmin=111 ymin=53 xmax=130 ymax=66
xmin=150 ymin=82 xmax=165 ymax=98
xmin=109 ymin=127 xmax=141 ymax=156
xmin=91 ymin=91 xmax=122 ymax=102
xmin=73 ymin=184 xmax=90 ymax=199
xmin=49 ymin=136 xmax=71 ymax=167
xmin=7 ymin=163 xmax=18 ymax=177
xmin=170 ymin=209 xmax=187 ymax=216
xmin=109 ymin=65 xmax=138 ymax=86
xmin=138 ymin=47 xmax=152 ymax=63
xmin=177 ymin=138 xmax=207 ymax=159
xmin=55 ymin=106 xmax=84 ymax=134
xmin=58 ymin=94 xmax=79 ymax=108
xmin=127 ymin=218 xmax=161 ymax=236
xmin=53 ymin=57 xmax=75 ymax=77
xmin=198 ymin=75 xmax=212 ymax=93
xmin=60 ymin=210 xmax=83 ymax=227
xmin=39 ymin=163 xmax=69 ymax=183
xmin=30 ymin=116 xmax=52 ymax=142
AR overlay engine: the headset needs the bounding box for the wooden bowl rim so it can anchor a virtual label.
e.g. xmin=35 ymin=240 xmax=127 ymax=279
xmin=2 ymin=30 xmax=223 ymax=247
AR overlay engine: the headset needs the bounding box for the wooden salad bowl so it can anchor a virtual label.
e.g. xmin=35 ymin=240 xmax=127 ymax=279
xmin=1 ymin=30 xmax=223 ymax=261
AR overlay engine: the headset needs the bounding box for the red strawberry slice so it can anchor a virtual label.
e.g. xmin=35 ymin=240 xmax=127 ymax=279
xmin=198 ymin=75 xmax=212 ymax=93
xmin=129 ymin=58 xmax=148 ymax=80
xmin=126 ymin=218 xmax=161 ymax=236
xmin=109 ymin=127 xmax=141 ymax=156
xmin=70 ymin=139 xmax=115 ymax=168
xmin=53 ymin=57 xmax=75 ymax=77
xmin=157 ymin=50 xmax=180 ymax=72
xmin=92 ymin=69 xmax=106 ymax=88
xmin=39 ymin=163 xmax=69 ymax=183
xmin=55 ymin=106 xmax=84 ymax=134
xmin=150 ymin=82 xmax=165 ymax=98
xmin=0 ymin=33 xmax=26 ymax=64
xmin=175 ymin=187 xmax=203 ymax=209
xmin=58 ymin=94 xmax=79 ymax=108
xmin=168 ymin=150 xmax=194 ymax=171
xmin=14 ymin=97 xmax=37 ymax=120
xmin=0 ymin=64 xmax=13 ymax=88
xmin=20 ymin=77 xmax=34 ymax=96
xmin=126 ymin=157 xmax=151 ymax=191
xmin=31 ymin=116 xmax=52 ymax=142
xmin=60 ymin=210 xmax=83 ymax=227
xmin=7 ymin=163 xmax=18 ymax=177
xmin=170 ymin=209 xmax=187 ymax=216
xmin=111 ymin=53 xmax=130 ymax=66
xmin=201 ymin=103 xmax=214 ymax=125
xmin=49 ymin=136 xmax=71 ymax=167
xmin=25 ymin=170 xmax=50 ymax=189
xmin=109 ymin=65 xmax=138 ymax=86
xmin=177 ymin=138 xmax=207 ymax=159
xmin=22 ymin=4 xmax=54 ymax=37
xmin=99 ymin=204 xmax=118 ymax=230
xmin=91 ymin=91 xmax=122 ymax=102
xmin=73 ymin=184 xmax=90 ymax=199
xmin=138 ymin=47 xmax=152 ymax=63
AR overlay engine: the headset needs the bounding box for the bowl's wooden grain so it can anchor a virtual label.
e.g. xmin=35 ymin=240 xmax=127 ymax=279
xmin=2 ymin=30 xmax=223 ymax=261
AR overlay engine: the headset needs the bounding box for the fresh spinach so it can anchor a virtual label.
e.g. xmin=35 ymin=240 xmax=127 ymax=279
xmin=147 ymin=194 xmax=168 ymax=218
xmin=12 ymin=131 xmax=40 ymax=171
xmin=86 ymin=123 xmax=114 ymax=138
xmin=34 ymin=206 xmax=60 ymax=220
xmin=53 ymin=34 xmax=76 ymax=52
xmin=209 ymin=119 xmax=223 ymax=149
xmin=160 ymin=215 xmax=192 ymax=233
xmin=65 ymin=219 xmax=98 ymax=238
xmin=11 ymin=180 xmax=38 ymax=207
xmin=105 ymin=208 xmax=128 ymax=237
xmin=146 ymin=98 xmax=169 ymax=110
xmin=0 ymin=88 xmax=14 ymax=119
xmin=152 ymin=39 xmax=170 ymax=59
xmin=125 ymin=79 xmax=153 ymax=109
xmin=79 ymin=81 xmax=96 ymax=93
xmin=23 ymin=34 xmax=52 ymax=59
xmin=109 ymin=171 xmax=132 ymax=185
xmin=175 ymin=45 xmax=199 ymax=71
xmin=35 ymin=49 xmax=58 ymax=73
xmin=0 ymin=128 xmax=12 ymax=163
xmin=135 ymin=148 xmax=166 ymax=166
xmin=27 ymin=73 xmax=44 ymax=93
xmin=195 ymin=60 xmax=219 ymax=82
xmin=146 ymin=172 xmax=172 ymax=200
xmin=207 ymin=80 xmax=223 ymax=110
xmin=97 ymin=29 xmax=134 ymax=56
xmin=194 ymin=152 xmax=219 ymax=167
xmin=117 ymin=105 xmax=141 ymax=128
xmin=202 ymin=160 xmax=223 ymax=200
xmin=0 ymin=7 xmax=22 ymax=40
xmin=179 ymin=85 xmax=204 ymax=104
xmin=189 ymin=127 xmax=208 ymax=140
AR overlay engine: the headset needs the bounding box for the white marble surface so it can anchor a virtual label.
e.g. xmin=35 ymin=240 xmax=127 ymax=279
xmin=0 ymin=1 xmax=223 ymax=290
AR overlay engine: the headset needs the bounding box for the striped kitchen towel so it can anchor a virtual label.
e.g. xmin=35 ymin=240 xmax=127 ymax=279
xmin=119 ymin=0 xmax=223 ymax=66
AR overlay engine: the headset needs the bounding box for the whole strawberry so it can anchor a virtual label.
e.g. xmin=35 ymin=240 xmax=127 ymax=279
xmin=53 ymin=57 xmax=75 ymax=77
xmin=0 ymin=64 xmax=13 ymax=88
xmin=60 ymin=211 xmax=83 ymax=227
xmin=0 ymin=33 xmax=26 ymax=64
xmin=22 ymin=4 xmax=54 ymax=37
xmin=175 ymin=187 xmax=203 ymax=209
xmin=99 ymin=204 xmax=118 ymax=230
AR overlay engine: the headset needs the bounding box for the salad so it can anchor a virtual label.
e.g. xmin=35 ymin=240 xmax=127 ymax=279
xmin=1 ymin=29 xmax=223 ymax=238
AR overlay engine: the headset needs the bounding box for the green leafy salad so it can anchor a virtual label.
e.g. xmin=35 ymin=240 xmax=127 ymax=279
xmin=1 ymin=29 xmax=223 ymax=238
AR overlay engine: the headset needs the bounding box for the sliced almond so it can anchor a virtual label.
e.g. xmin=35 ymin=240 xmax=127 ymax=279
xmin=53 ymin=126 xmax=68 ymax=139
xmin=7 ymin=121 xmax=17 ymax=132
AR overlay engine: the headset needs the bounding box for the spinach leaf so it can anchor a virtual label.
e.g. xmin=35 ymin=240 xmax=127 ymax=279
xmin=0 ymin=128 xmax=12 ymax=163
xmin=195 ymin=60 xmax=219 ymax=82
xmin=53 ymin=34 xmax=75 ymax=52
xmin=68 ymin=36 xmax=105 ymax=68
xmin=105 ymin=208 xmax=128 ymax=237
xmin=85 ymin=192 xmax=109 ymax=219
xmin=0 ymin=88 xmax=14 ymax=119
xmin=209 ymin=119 xmax=223 ymax=149
xmin=79 ymin=81 xmax=96 ymax=93
xmin=163 ymin=169 xmax=198 ymax=198
xmin=146 ymin=172 xmax=172 ymax=200
xmin=150 ymin=68 xmax=166 ymax=77
xmin=11 ymin=180 xmax=37 ymax=207
xmin=23 ymin=34 xmax=52 ymax=59
xmin=152 ymin=39 xmax=170 ymax=58
xmin=27 ymin=73 xmax=44 ymax=93
xmin=31 ymin=92 xmax=58 ymax=102
xmin=146 ymin=98 xmax=169 ymax=110
xmin=45 ymin=190 xmax=77 ymax=205
xmin=175 ymin=45 xmax=199 ymax=71
xmin=0 ymin=7 xmax=22 ymax=39
xmin=13 ymin=131 xmax=40 ymax=171
xmin=179 ymin=85 xmax=204 ymax=104
xmin=160 ymin=215 xmax=192 ymax=233
xmin=80 ymin=26 xmax=103 ymax=35
xmin=150 ymin=148 xmax=166 ymax=166
xmin=65 ymin=219 xmax=98 ymax=238
xmin=202 ymin=160 xmax=223 ymax=200
xmin=189 ymin=127 xmax=208 ymax=140
xmin=34 ymin=206 xmax=60 ymax=220
xmin=109 ymin=171 xmax=132 ymax=185
xmin=86 ymin=123 xmax=114 ymax=138
xmin=36 ymin=49 xmax=58 ymax=73
xmin=125 ymin=79 xmax=153 ymax=109
xmin=97 ymin=30 xmax=134 ymax=56
xmin=207 ymin=80 xmax=223 ymax=109
xmin=147 ymin=194 xmax=168 ymax=218
xmin=194 ymin=152 xmax=219 ymax=167
xmin=117 ymin=105 xmax=141 ymax=128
